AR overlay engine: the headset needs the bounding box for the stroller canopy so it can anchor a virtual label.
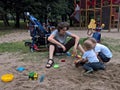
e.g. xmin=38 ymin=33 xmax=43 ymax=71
xmin=29 ymin=15 xmax=47 ymax=34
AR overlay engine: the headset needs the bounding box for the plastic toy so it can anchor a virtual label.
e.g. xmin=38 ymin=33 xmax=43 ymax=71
xmin=1 ymin=74 xmax=14 ymax=82
xmin=71 ymin=54 xmax=76 ymax=57
xmin=28 ymin=72 xmax=38 ymax=80
xmin=53 ymin=64 xmax=59 ymax=69
xmin=74 ymin=59 xmax=80 ymax=64
xmin=88 ymin=19 xmax=96 ymax=30
xmin=39 ymin=74 xmax=45 ymax=82
xmin=34 ymin=73 xmax=38 ymax=80
xmin=101 ymin=24 xmax=105 ymax=28
xmin=66 ymin=52 xmax=71 ymax=56
xmin=74 ymin=59 xmax=83 ymax=68
xmin=72 ymin=54 xmax=82 ymax=59
xmin=16 ymin=67 xmax=25 ymax=72
xmin=61 ymin=59 xmax=65 ymax=62
xmin=76 ymin=55 xmax=82 ymax=59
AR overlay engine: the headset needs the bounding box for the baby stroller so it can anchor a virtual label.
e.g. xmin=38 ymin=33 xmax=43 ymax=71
xmin=24 ymin=12 xmax=50 ymax=52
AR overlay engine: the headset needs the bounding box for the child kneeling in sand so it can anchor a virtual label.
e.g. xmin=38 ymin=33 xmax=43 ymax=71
xmin=75 ymin=40 xmax=105 ymax=74
xmin=88 ymin=37 xmax=112 ymax=63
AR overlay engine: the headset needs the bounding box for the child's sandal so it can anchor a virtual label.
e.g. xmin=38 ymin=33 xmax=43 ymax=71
xmin=46 ymin=59 xmax=54 ymax=68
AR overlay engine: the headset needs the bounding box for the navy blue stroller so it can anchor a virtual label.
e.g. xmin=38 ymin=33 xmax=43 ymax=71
xmin=24 ymin=13 xmax=50 ymax=52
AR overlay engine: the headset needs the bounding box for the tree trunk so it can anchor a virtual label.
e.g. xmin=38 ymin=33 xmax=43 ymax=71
xmin=61 ymin=14 xmax=67 ymax=22
xmin=2 ymin=14 xmax=10 ymax=26
xmin=15 ymin=12 xmax=20 ymax=28
xmin=44 ymin=14 xmax=48 ymax=25
xmin=68 ymin=15 xmax=73 ymax=26
xmin=69 ymin=18 xmax=73 ymax=26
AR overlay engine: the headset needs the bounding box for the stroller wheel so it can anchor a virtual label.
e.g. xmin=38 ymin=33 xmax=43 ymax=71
xmin=25 ymin=42 xmax=32 ymax=46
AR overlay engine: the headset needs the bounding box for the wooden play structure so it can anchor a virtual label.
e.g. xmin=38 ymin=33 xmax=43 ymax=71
xmin=77 ymin=0 xmax=120 ymax=31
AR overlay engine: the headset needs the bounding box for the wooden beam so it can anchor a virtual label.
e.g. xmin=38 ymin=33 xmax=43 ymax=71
xmin=86 ymin=0 xmax=87 ymax=27
xmin=118 ymin=4 xmax=120 ymax=32
xmin=109 ymin=0 xmax=112 ymax=32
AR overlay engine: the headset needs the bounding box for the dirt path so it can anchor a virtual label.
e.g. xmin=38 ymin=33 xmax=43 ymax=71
xmin=0 ymin=30 xmax=31 ymax=44
xmin=0 ymin=29 xmax=120 ymax=44
xmin=70 ymin=29 xmax=120 ymax=39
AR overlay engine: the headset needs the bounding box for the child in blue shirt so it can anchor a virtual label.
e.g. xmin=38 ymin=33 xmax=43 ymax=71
xmin=75 ymin=40 xmax=105 ymax=74
xmin=88 ymin=37 xmax=112 ymax=63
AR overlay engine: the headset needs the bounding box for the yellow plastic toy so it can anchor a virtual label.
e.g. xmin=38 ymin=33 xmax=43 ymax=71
xmin=76 ymin=55 xmax=82 ymax=59
xmin=1 ymin=74 xmax=14 ymax=82
xmin=34 ymin=73 xmax=38 ymax=80
xmin=88 ymin=19 xmax=96 ymax=29
xmin=101 ymin=24 xmax=105 ymax=28
xmin=87 ymin=19 xmax=96 ymax=36
xmin=29 ymin=72 xmax=38 ymax=80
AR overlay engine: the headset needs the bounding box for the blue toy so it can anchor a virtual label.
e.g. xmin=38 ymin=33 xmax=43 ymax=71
xmin=16 ymin=67 xmax=25 ymax=72
xmin=66 ymin=52 xmax=71 ymax=56
xmin=39 ymin=74 xmax=45 ymax=82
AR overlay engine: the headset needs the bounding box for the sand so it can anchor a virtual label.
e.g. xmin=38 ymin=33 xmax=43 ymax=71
xmin=0 ymin=29 xmax=120 ymax=90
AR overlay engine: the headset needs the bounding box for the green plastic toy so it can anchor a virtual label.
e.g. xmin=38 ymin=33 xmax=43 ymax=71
xmin=29 ymin=72 xmax=38 ymax=80
xmin=53 ymin=64 xmax=59 ymax=69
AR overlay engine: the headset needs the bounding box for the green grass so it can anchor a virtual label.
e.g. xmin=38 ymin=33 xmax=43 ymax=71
xmin=0 ymin=37 xmax=119 ymax=53
xmin=0 ymin=41 xmax=49 ymax=62
xmin=0 ymin=20 xmax=26 ymax=30
xmin=79 ymin=37 xmax=88 ymax=45
xmin=0 ymin=36 xmax=119 ymax=62
xmin=101 ymin=38 xmax=120 ymax=52
xmin=0 ymin=41 xmax=29 ymax=53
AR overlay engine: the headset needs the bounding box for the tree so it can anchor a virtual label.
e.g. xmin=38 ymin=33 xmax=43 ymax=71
xmin=0 ymin=0 xmax=75 ymax=28
xmin=0 ymin=0 xmax=10 ymax=26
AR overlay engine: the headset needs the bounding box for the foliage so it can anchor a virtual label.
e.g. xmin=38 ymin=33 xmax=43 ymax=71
xmin=0 ymin=0 xmax=75 ymax=28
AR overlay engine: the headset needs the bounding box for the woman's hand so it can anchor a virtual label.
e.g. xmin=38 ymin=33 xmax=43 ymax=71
xmin=61 ymin=45 xmax=66 ymax=51
xmin=72 ymin=47 xmax=77 ymax=56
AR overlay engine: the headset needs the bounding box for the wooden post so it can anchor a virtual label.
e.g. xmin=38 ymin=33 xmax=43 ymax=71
xmin=118 ymin=4 xmax=120 ymax=32
xmin=100 ymin=0 xmax=102 ymax=24
xmin=79 ymin=0 xmax=81 ymax=29
xmin=94 ymin=0 xmax=96 ymax=20
xmin=74 ymin=0 xmax=76 ymax=8
xmin=86 ymin=0 xmax=88 ymax=28
xmin=109 ymin=0 xmax=112 ymax=32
